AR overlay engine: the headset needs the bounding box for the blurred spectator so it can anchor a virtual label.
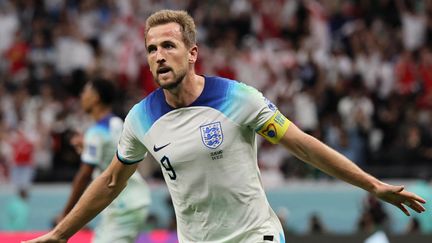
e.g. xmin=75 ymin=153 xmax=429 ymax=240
xmin=7 ymin=126 xmax=35 ymax=191
xmin=324 ymin=115 xmax=365 ymax=165
xmin=405 ymin=217 xmax=421 ymax=234
xmin=357 ymin=194 xmax=389 ymax=234
xmin=407 ymin=177 xmax=432 ymax=233
xmin=293 ymin=84 xmax=319 ymax=133
xmin=397 ymin=0 xmax=427 ymax=51
xmin=0 ymin=2 xmax=19 ymax=56
xmin=27 ymin=32 xmax=56 ymax=82
xmin=337 ymin=76 xmax=374 ymax=132
xmin=0 ymin=0 xmax=432 ymax=182
xmin=259 ymin=140 xmax=289 ymax=187
xmin=54 ymin=22 xmax=94 ymax=76
xmin=4 ymin=30 xmax=29 ymax=84
xmin=384 ymin=123 xmax=432 ymax=166
xmin=308 ymin=212 xmax=326 ymax=234
xmin=394 ymin=50 xmax=419 ymax=96
xmin=417 ymin=47 xmax=432 ymax=109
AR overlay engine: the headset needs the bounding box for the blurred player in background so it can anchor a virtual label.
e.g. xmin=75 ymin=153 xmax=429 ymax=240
xmin=55 ymin=79 xmax=151 ymax=243
xmin=24 ymin=10 xmax=426 ymax=243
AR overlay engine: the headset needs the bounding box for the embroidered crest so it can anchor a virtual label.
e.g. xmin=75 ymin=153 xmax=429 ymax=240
xmin=264 ymin=97 xmax=277 ymax=112
xmin=200 ymin=122 xmax=223 ymax=149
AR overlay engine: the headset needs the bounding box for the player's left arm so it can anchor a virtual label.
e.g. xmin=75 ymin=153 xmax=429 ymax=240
xmin=278 ymin=121 xmax=426 ymax=216
xmin=243 ymin=81 xmax=426 ymax=216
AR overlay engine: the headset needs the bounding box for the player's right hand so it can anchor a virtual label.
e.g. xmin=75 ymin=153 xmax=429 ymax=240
xmin=21 ymin=231 xmax=67 ymax=243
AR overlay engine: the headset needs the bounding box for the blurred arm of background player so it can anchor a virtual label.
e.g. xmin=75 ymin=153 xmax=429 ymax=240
xmin=55 ymin=132 xmax=93 ymax=225
xmin=280 ymin=122 xmax=426 ymax=216
xmin=55 ymin=132 xmax=157 ymax=225
xmin=23 ymin=155 xmax=137 ymax=243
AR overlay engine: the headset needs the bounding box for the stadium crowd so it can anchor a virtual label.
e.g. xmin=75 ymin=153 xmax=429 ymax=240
xmin=1 ymin=0 xmax=432 ymax=186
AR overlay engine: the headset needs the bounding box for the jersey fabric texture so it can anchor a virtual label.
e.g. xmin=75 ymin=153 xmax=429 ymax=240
xmin=81 ymin=114 xmax=151 ymax=243
xmin=117 ymin=76 xmax=289 ymax=243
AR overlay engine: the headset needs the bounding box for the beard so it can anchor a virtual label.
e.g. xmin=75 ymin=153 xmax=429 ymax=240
xmin=155 ymin=68 xmax=187 ymax=90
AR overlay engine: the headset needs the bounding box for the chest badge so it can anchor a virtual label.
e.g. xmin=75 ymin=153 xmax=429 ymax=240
xmin=200 ymin=121 xmax=223 ymax=149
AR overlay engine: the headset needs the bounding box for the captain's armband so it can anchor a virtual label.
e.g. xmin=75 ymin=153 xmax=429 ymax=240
xmin=257 ymin=110 xmax=291 ymax=144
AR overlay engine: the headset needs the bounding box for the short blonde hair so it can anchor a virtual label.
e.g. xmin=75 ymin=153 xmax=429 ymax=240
xmin=146 ymin=10 xmax=197 ymax=48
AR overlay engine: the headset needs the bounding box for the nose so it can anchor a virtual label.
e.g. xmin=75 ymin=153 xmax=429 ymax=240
xmin=156 ymin=49 xmax=166 ymax=64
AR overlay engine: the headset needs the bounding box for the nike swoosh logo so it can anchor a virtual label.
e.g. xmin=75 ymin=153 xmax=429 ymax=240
xmin=153 ymin=143 xmax=171 ymax=152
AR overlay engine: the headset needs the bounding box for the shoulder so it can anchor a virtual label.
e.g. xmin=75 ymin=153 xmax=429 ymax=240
xmin=205 ymin=75 xmax=237 ymax=85
xmin=198 ymin=75 xmax=267 ymax=108
xmin=219 ymin=78 xmax=265 ymax=106
xmin=84 ymin=124 xmax=107 ymax=142
xmin=197 ymin=76 xmax=270 ymax=121
xmin=108 ymin=116 xmax=123 ymax=131
xmin=204 ymin=76 xmax=262 ymax=97
xmin=109 ymin=116 xmax=123 ymax=125
xmin=127 ymin=89 xmax=164 ymax=120
xmin=204 ymin=75 xmax=242 ymax=94
xmin=91 ymin=115 xmax=123 ymax=133
xmin=125 ymin=88 xmax=170 ymax=134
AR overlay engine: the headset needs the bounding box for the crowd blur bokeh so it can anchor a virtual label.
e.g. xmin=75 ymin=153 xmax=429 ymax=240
xmin=1 ymin=0 xmax=432 ymax=187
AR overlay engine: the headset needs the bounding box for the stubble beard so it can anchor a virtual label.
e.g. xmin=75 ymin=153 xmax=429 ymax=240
xmin=156 ymin=70 xmax=187 ymax=90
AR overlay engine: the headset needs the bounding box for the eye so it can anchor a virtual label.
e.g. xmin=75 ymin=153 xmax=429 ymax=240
xmin=163 ymin=43 xmax=175 ymax=49
xmin=147 ymin=46 xmax=156 ymax=54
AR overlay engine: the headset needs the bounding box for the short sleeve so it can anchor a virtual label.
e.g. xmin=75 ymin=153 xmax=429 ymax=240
xmin=117 ymin=105 xmax=148 ymax=164
xmin=81 ymin=128 xmax=105 ymax=165
xmin=227 ymin=82 xmax=291 ymax=144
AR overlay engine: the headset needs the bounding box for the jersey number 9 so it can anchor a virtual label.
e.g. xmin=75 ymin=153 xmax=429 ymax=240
xmin=160 ymin=156 xmax=177 ymax=180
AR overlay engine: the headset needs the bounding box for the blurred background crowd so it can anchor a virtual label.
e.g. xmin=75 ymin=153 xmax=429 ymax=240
xmin=1 ymin=0 xmax=432 ymax=239
xmin=1 ymin=0 xmax=432 ymax=187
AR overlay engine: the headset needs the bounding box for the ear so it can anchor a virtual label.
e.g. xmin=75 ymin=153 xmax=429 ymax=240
xmin=188 ymin=45 xmax=198 ymax=64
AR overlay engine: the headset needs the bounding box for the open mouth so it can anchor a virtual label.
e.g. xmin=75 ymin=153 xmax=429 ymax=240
xmin=157 ymin=67 xmax=172 ymax=74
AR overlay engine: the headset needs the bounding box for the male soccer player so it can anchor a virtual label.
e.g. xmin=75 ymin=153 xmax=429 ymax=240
xmin=55 ymin=79 xmax=151 ymax=243
xmin=24 ymin=10 xmax=426 ymax=243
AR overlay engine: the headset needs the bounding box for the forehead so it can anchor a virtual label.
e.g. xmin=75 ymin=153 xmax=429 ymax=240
xmin=82 ymin=83 xmax=95 ymax=94
xmin=146 ymin=22 xmax=183 ymax=46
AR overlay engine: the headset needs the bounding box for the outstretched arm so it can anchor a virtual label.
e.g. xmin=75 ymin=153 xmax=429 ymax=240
xmin=22 ymin=156 xmax=137 ymax=243
xmin=279 ymin=123 xmax=426 ymax=216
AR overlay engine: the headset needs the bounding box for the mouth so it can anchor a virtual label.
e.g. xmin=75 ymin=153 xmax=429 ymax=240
xmin=157 ymin=66 xmax=172 ymax=75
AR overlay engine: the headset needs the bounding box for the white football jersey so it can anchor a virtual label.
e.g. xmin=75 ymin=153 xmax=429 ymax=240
xmin=82 ymin=114 xmax=150 ymax=210
xmin=117 ymin=76 xmax=290 ymax=243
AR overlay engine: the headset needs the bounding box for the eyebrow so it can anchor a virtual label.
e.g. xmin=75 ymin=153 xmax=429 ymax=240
xmin=159 ymin=39 xmax=176 ymax=45
xmin=147 ymin=40 xmax=177 ymax=50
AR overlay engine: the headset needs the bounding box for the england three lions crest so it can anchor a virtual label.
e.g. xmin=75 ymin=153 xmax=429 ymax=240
xmin=200 ymin=122 xmax=223 ymax=149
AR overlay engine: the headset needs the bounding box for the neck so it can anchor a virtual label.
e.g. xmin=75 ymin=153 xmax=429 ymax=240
xmin=163 ymin=73 xmax=204 ymax=108
xmin=91 ymin=105 xmax=111 ymax=121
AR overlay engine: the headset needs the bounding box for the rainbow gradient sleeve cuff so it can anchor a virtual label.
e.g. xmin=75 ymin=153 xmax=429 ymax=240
xmin=257 ymin=110 xmax=291 ymax=144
